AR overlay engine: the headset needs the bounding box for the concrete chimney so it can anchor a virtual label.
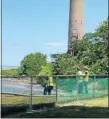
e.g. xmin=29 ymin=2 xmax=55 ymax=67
xmin=68 ymin=0 xmax=84 ymax=50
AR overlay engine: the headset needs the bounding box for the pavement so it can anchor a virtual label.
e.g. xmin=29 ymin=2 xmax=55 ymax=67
xmin=1 ymin=78 xmax=56 ymax=96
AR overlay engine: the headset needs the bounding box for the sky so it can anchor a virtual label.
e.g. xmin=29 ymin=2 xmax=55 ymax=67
xmin=2 ymin=0 xmax=108 ymax=66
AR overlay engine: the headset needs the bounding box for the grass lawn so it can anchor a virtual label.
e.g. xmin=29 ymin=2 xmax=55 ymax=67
xmin=1 ymin=94 xmax=56 ymax=106
xmin=1 ymin=94 xmax=109 ymax=118
xmin=57 ymin=96 xmax=108 ymax=107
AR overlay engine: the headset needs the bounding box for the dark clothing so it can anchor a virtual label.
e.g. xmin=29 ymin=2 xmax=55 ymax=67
xmin=48 ymin=86 xmax=53 ymax=95
xmin=43 ymin=86 xmax=48 ymax=95
xmin=78 ymin=81 xmax=83 ymax=94
xmin=43 ymin=86 xmax=53 ymax=95
xmin=43 ymin=77 xmax=54 ymax=95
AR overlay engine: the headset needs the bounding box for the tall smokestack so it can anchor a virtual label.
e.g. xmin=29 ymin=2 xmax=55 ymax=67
xmin=68 ymin=0 xmax=84 ymax=51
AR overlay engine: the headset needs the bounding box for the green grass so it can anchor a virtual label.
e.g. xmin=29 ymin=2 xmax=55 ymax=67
xmin=57 ymin=96 xmax=108 ymax=107
xmin=2 ymin=94 xmax=108 ymax=108
xmin=1 ymin=94 xmax=56 ymax=106
xmin=2 ymin=94 xmax=109 ymax=118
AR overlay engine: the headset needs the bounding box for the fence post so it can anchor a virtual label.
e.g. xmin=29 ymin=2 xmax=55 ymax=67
xmin=56 ymin=76 xmax=58 ymax=103
xmin=93 ymin=75 xmax=96 ymax=100
xmin=76 ymin=75 xmax=79 ymax=101
xmin=108 ymin=74 xmax=109 ymax=110
xmin=29 ymin=76 xmax=33 ymax=110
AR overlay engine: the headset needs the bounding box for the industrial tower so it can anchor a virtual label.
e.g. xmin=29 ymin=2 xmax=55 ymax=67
xmin=68 ymin=0 xmax=84 ymax=53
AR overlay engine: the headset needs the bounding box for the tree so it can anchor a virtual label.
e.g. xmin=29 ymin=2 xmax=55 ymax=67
xmin=19 ymin=52 xmax=47 ymax=76
xmin=53 ymin=54 xmax=79 ymax=75
xmin=53 ymin=19 xmax=108 ymax=75
xmin=2 ymin=69 xmax=18 ymax=76
xmin=39 ymin=62 xmax=53 ymax=75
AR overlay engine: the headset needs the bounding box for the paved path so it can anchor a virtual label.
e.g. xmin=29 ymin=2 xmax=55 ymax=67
xmin=1 ymin=78 xmax=56 ymax=96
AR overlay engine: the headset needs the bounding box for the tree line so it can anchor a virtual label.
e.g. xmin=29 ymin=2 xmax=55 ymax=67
xmin=2 ymin=20 xmax=108 ymax=77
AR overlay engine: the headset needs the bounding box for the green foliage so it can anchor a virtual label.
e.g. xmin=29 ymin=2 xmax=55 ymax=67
xmin=18 ymin=52 xmax=47 ymax=76
xmin=39 ymin=63 xmax=53 ymax=75
xmin=53 ymin=20 xmax=108 ymax=75
xmin=53 ymin=54 xmax=78 ymax=75
xmin=1 ymin=69 xmax=18 ymax=76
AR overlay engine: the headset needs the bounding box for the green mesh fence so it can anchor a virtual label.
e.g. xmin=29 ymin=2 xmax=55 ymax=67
xmin=56 ymin=75 xmax=108 ymax=104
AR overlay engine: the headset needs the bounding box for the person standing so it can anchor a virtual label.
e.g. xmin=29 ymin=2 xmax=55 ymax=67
xmin=47 ymin=75 xmax=54 ymax=95
xmin=43 ymin=73 xmax=54 ymax=95
xmin=43 ymin=77 xmax=49 ymax=95
xmin=76 ymin=67 xmax=84 ymax=94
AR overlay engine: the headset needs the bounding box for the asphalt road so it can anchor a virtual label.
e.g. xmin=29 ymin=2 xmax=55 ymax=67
xmin=1 ymin=78 xmax=56 ymax=96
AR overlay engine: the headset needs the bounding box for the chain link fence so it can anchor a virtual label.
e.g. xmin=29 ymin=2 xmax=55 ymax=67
xmin=1 ymin=75 xmax=109 ymax=109
xmin=56 ymin=75 xmax=108 ymax=104
xmin=1 ymin=75 xmax=56 ymax=110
